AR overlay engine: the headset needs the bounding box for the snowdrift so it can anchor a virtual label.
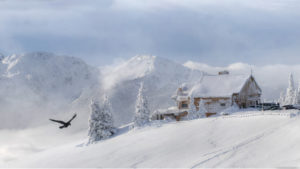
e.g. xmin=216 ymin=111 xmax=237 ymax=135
xmin=3 ymin=111 xmax=300 ymax=168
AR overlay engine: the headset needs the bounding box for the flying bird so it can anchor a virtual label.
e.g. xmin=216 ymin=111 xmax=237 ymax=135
xmin=49 ymin=114 xmax=77 ymax=129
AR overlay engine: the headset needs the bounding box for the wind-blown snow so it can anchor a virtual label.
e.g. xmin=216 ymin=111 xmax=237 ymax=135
xmin=102 ymin=55 xmax=156 ymax=91
xmin=101 ymin=55 xmax=204 ymax=126
xmin=3 ymin=111 xmax=300 ymax=168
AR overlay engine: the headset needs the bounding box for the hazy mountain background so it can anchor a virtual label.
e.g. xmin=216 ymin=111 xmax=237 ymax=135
xmin=1 ymin=52 xmax=300 ymax=130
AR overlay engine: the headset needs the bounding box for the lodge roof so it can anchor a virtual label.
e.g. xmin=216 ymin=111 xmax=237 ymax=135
xmin=174 ymin=74 xmax=260 ymax=99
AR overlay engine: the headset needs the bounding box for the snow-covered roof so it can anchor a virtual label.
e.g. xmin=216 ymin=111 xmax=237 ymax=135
xmin=153 ymin=107 xmax=188 ymax=115
xmin=189 ymin=74 xmax=251 ymax=97
xmin=176 ymin=95 xmax=189 ymax=101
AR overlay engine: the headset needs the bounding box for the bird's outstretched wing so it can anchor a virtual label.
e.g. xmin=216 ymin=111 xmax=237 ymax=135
xmin=49 ymin=119 xmax=66 ymax=125
xmin=67 ymin=114 xmax=77 ymax=123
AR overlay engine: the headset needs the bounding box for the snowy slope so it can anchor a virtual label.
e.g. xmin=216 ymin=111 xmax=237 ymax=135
xmin=101 ymin=55 xmax=204 ymax=126
xmin=0 ymin=52 xmax=99 ymax=128
xmin=3 ymin=110 xmax=300 ymax=168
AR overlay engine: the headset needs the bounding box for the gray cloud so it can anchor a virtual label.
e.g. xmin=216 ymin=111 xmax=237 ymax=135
xmin=1 ymin=0 xmax=300 ymax=66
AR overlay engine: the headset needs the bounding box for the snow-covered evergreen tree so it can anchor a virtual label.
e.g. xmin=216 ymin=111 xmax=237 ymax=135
xmin=285 ymin=73 xmax=296 ymax=105
xmin=88 ymin=96 xmax=116 ymax=144
xmin=278 ymin=91 xmax=285 ymax=106
xmin=295 ymin=80 xmax=300 ymax=105
xmin=188 ymin=97 xmax=206 ymax=119
xmin=133 ymin=82 xmax=150 ymax=128
xmin=188 ymin=97 xmax=198 ymax=119
xmin=198 ymin=99 xmax=207 ymax=117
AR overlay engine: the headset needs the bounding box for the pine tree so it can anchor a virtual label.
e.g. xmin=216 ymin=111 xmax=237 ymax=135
xmin=133 ymin=82 xmax=150 ymax=128
xmin=188 ymin=97 xmax=206 ymax=119
xmin=198 ymin=99 xmax=207 ymax=117
xmin=285 ymin=73 xmax=296 ymax=105
xmin=88 ymin=96 xmax=116 ymax=144
xmin=278 ymin=91 xmax=285 ymax=106
xmin=295 ymin=80 xmax=300 ymax=105
xmin=188 ymin=97 xmax=198 ymax=119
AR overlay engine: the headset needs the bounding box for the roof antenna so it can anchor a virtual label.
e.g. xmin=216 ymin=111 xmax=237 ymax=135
xmin=250 ymin=66 xmax=253 ymax=76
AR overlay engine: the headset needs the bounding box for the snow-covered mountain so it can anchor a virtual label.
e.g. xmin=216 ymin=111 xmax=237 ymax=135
xmin=0 ymin=52 xmax=99 ymax=128
xmin=101 ymin=55 xmax=204 ymax=126
xmin=0 ymin=53 xmax=204 ymax=129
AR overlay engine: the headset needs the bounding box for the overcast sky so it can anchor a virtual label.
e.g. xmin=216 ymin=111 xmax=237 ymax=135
xmin=1 ymin=0 xmax=300 ymax=66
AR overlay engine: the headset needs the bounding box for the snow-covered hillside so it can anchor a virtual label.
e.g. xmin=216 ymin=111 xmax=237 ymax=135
xmin=3 ymin=111 xmax=300 ymax=168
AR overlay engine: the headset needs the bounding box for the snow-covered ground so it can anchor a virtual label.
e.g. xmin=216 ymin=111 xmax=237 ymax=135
xmin=2 ymin=110 xmax=300 ymax=168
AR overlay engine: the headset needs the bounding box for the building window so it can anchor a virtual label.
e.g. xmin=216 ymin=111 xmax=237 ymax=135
xmin=181 ymin=103 xmax=188 ymax=108
xmin=220 ymin=103 xmax=226 ymax=106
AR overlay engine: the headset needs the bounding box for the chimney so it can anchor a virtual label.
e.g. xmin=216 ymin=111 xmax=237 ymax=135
xmin=219 ymin=70 xmax=229 ymax=75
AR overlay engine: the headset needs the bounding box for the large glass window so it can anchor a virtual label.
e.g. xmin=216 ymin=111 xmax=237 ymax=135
xmin=181 ymin=103 xmax=188 ymax=108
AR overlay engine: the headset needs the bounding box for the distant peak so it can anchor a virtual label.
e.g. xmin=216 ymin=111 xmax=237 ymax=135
xmin=131 ymin=55 xmax=156 ymax=61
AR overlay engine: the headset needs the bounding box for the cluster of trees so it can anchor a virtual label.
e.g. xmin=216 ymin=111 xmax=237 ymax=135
xmin=87 ymin=81 xmax=208 ymax=144
xmin=88 ymin=96 xmax=116 ymax=144
xmin=88 ymin=82 xmax=150 ymax=144
xmin=279 ymin=73 xmax=300 ymax=105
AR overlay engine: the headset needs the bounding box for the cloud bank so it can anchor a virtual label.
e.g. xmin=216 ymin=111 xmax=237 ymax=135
xmin=1 ymin=0 xmax=300 ymax=66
